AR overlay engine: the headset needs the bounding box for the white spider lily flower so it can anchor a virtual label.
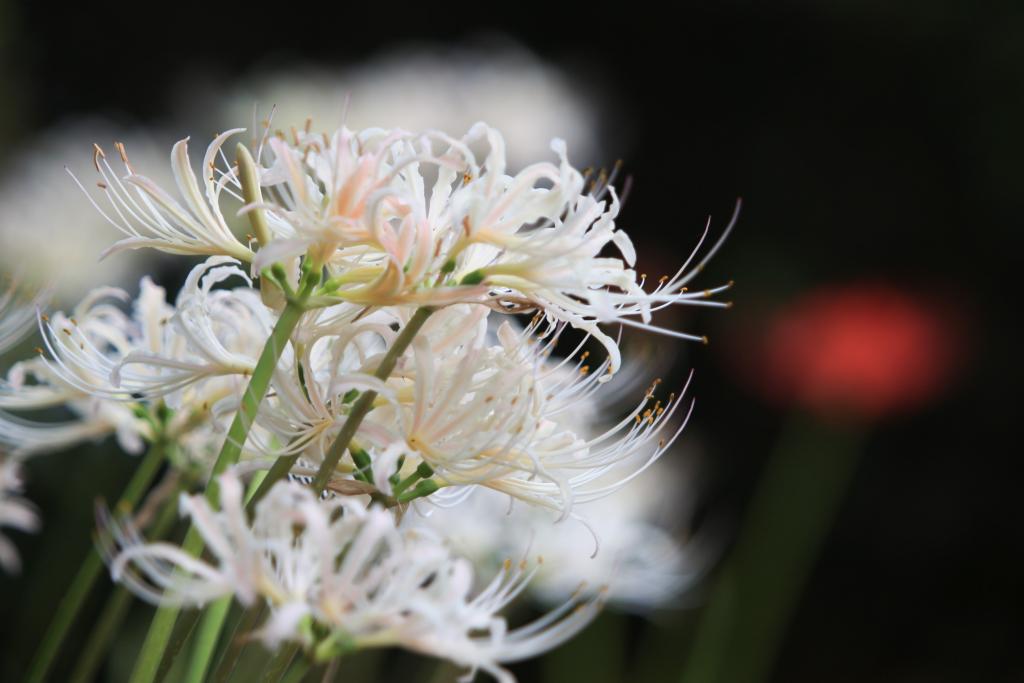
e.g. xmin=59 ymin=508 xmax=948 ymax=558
xmin=0 ymin=122 xmax=169 ymax=300
xmin=357 ymin=313 xmax=693 ymax=516
xmin=0 ymin=458 xmax=40 ymax=573
xmin=105 ymin=471 xmax=601 ymax=682
xmin=255 ymin=122 xmax=728 ymax=372
xmin=433 ymin=129 xmax=736 ymax=376
xmin=72 ymin=130 xmax=253 ymax=262
xmin=251 ymin=304 xmax=488 ymax=467
xmin=39 ymin=259 xmax=271 ymax=404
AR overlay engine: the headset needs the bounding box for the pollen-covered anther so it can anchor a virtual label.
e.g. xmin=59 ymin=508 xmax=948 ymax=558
xmin=91 ymin=143 xmax=105 ymax=171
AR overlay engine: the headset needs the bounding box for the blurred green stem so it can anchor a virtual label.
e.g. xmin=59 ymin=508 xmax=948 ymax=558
xmin=129 ymin=299 xmax=305 ymax=683
xmin=211 ymin=603 xmax=267 ymax=682
xmin=261 ymin=643 xmax=301 ymax=682
xmin=24 ymin=440 xmax=167 ymax=683
xmin=69 ymin=494 xmax=181 ymax=683
xmin=681 ymin=415 xmax=863 ymax=683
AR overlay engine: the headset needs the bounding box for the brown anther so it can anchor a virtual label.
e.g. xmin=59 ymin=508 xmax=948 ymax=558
xmin=34 ymin=347 xmax=43 ymax=355
xmin=62 ymin=328 xmax=71 ymax=335
xmin=40 ymin=314 xmax=49 ymax=322
xmin=581 ymin=351 xmax=590 ymax=359
xmin=96 ymin=181 xmax=108 ymax=189
xmin=503 ymin=558 xmax=512 ymax=571
xmin=70 ymin=317 xmax=77 ymax=325
xmin=484 ymin=396 xmax=494 ymax=403
xmin=304 ymin=117 xmax=313 ymax=133
xmin=580 ymin=365 xmax=590 ymax=375
xmin=659 ymin=275 xmax=668 ymax=284
xmin=92 ymin=144 xmax=105 ymax=172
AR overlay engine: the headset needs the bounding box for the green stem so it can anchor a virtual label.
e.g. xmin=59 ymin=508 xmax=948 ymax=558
xmin=212 ymin=603 xmax=267 ymax=683
xmin=311 ymin=306 xmax=433 ymax=495
xmin=183 ymin=597 xmax=232 ymax=683
xmin=69 ymin=496 xmax=181 ymax=683
xmin=24 ymin=441 xmax=167 ymax=683
xmin=246 ymin=453 xmax=300 ymax=514
xmin=178 ymin=465 xmax=272 ymax=682
xmin=280 ymin=656 xmax=312 ymax=683
xmin=261 ymin=644 xmax=300 ymax=683
xmin=680 ymin=415 xmax=863 ymax=683
xmin=152 ymin=605 xmax=201 ymax=682
xmin=130 ymin=301 xmax=306 ymax=683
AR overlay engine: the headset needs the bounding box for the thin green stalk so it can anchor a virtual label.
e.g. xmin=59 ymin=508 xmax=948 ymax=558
xmin=261 ymin=644 xmax=301 ymax=683
xmin=212 ymin=603 xmax=267 ymax=683
xmin=280 ymin=656 xmax=312 ymax=683
xmin=311 ymin=306 xmax=433 ymax=495
xmin=69 ymin=495 xmax=181 ymax=683
xmin=130 ymin=300 xmax=306 ymax=683
xmin=183 ymin=597 xmax=232 ymax=683
xmin=680 ymin=415 xmax=863 ymax=683
xmin=24 ymin=441 xmax=167 ymax=683
xmin=179 ymin=462 xmax=274 ymax=682
xmin=247 ymin=452 xmax=300 ymax=513
xmin=153 ymin=605 xmax=201 ymax=682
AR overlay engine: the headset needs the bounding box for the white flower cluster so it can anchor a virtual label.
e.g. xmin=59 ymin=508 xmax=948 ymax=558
xmin=2 ymin=120 xmax=732 ymax=679
xmin=0 ymin=274 xmax=46 ymax=572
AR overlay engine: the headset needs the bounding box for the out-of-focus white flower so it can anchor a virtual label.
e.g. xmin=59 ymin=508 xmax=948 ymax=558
xmin=220 ymin=45 xmax=605 ymax=171
xmin=0 ymin=458 xmax=39 ymax=572
xmin=0 ymin=122 xmax=171 ymax=300
xmin=411 ymin=462 xmax=702 ymax=612
xmin=106 ymin=470 xmax=602 ymax=682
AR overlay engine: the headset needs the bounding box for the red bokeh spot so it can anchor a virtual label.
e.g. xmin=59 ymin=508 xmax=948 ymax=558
xmin=757 ymin=284 xmax=959 ymax=420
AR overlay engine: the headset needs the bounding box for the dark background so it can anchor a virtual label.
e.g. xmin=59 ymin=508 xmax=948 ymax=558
xmin=1 ymin=2 xmax=1019 ymax=681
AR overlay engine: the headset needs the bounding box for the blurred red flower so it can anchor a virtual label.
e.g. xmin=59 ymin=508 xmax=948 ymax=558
xmin=754 ymin=284 xmax=959 ymax=420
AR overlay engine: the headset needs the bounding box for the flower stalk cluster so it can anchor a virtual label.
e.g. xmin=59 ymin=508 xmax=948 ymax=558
xmin=3 ymin=118 xmax=733 ymax=682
